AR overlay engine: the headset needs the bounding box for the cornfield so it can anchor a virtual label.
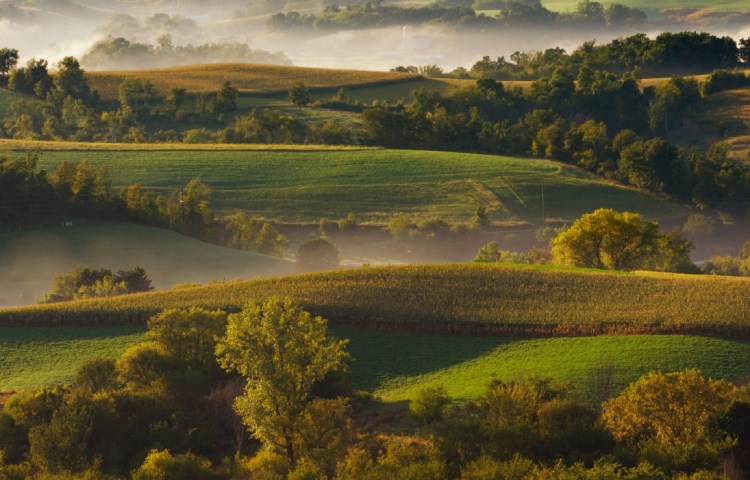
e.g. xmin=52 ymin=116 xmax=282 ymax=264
xmin=3 ymin=264 xmax=750 ymax=338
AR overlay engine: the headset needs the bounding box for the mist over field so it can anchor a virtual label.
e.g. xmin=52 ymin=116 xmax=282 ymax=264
xmin=2 ymin=0 xmax=750 ymax=71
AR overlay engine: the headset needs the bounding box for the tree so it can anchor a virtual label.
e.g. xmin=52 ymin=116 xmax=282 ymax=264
xmin=297 ymin=238 xmax=340 ymax=271
xmin=602 ymin=370 xmax=736 ymax=449
xmin=0 ymin=48 xmax=18 ymax=82
xmin=132 ymin=449 xmax=217 ymax=480
xmin=215 ymin=298 xmax=349 ymax=466
xmin=551 ymin=208 xmax=664 ymax=271
xmin=54 ymin=56 xmax=91 ymax=103
xmin=211 ymin=81 xmax=238 ymax=118
xmin=473 ymin=241 xmax=501 ymax=262
xmin=288 ymin=82 xmax=311 ymax=110
xmin=165 ymin=87 xmax=187 ymax=127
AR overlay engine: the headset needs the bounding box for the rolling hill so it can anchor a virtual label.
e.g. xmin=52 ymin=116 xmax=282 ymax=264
xmin=3 ymin=263 xmax=750 ymax=337
xmin=1 ymin=141 xmax=687 ymax=225
xmin=0 ymin=220 xmax=294 ymax=308
xmin=85 ymin=63 xmax=422 ymax=100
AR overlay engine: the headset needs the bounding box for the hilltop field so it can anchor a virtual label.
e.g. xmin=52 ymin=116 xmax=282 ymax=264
xmin=1 ymin=141 xmax=686 ymax=225
xmin=85 ymin=63 xmax=423 ymax=100
xmin=3 ymin=264 xmax=750 ymax=402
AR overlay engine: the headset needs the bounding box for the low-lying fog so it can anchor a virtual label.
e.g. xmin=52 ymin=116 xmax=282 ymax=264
xmin=3 ymin=1 xmax=750 ymax=72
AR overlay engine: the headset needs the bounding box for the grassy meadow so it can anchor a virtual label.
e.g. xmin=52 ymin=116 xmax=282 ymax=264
xmin=86 ymin=63 xmax=422 ymax=99
xmin=3 ymin=264 xmax=750 ymax=337
xmin=1 ymin=142 xmax=685 ymax=224
xmin=0 ymin=221 xmax=293 ymax=307
xmin=2 ymin=324 xmax=750 ymax=404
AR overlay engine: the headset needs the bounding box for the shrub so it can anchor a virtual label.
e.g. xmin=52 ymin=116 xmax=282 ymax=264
xmin=410 ymin=386 xmax=451 ymax=424
xmin=131 ymin=449 xmax=217 ymax=480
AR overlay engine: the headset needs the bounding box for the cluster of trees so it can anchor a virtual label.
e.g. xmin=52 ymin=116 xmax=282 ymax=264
xmin=80 ymin=36 xmax=291 ymax=70
xmin=1 ymin=300 xmax=749 ymax=479
xmin=0 ymin=155 xmax=289 ymax=257
xmin=266 ymin=0 xmax=647 ymax=31
xmin=701 ymin=240 xmax=750 ymax=277
xmin=463 ymin=32 xmax=744 ymax=80
xmin=40 ymin=266 xmax=153 ymax=303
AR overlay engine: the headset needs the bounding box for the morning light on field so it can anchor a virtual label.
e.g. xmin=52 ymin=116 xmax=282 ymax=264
xmin=2 ymin=0 xmax=750 ymax=478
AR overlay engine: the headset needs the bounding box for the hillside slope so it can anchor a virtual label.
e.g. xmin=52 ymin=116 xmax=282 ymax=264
xmin=0 ymin=221 xmax=293 ymax=307
xmin=3 ymin=264 xmax=750 ymax=337
xmin=1 ymin=141 xmax=687 ymax=225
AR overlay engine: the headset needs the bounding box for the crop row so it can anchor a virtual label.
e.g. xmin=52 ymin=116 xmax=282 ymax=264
xmin=2 ymin=264 xmax=750 ymax=338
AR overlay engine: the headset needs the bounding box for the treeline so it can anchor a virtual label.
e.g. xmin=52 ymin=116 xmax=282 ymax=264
xmin=1 ymin=302 xmax=749 ymax=479
xmin=267 ymin=0 xmax=647 ymax=31
xmin=462 ymin=31 xmax=746 ymax=80
xmin=0 ymin=155 xmax=289 ymax=257
xmin=80 ymin=36 xmax=292 ymax=70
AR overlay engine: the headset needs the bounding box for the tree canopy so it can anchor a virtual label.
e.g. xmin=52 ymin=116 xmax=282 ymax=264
xmin=215 ymin=298 xmax=349 ymax=465
xmin=550 ymin=208 xmax=692 ymax=271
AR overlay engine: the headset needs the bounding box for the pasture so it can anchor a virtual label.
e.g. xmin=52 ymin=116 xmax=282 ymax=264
xmin=0 ymin=221 xmax=294 ymax=308
xmin=3 ymin=264 xmax=750 ymax=338
xmin=2 ymin=324 xmax=750 ymax=404
xmin=85 ymin=63 xmax=422 ymax=100
xmin=1 ymin=141 xmax=686 ymax=225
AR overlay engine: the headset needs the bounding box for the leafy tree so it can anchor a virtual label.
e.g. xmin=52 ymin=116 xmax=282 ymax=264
xmin=117 ymin=266 xmax=153 ymax=292
xmin=216 ymin=298 xmax=349 ymax=466
xmin=602 ymin=369 xmax=737 ymax=449
xmin=165 ymin=87 xmax=187 ymax=126
xmin=473 ymin=241 xmax=501 ymax=262
xmin=75 ymin=359 xmax=118 ymax=393
xmin=0 ymin=47 xmax=18 ymax=82
xmin=288 ymin=82 xmax=311 ymax=110
xmin=146 ymin=307 xmax=227 ymax=375
xmin=211 ymin=81 xmax=239 ymax=118
xmin=53 ymin=56 xmax=91 ymax=103
xmin=297 ymin=238 xmax=340 ymax=271
xmin=551 ymin=208 xmax=667 ymax=271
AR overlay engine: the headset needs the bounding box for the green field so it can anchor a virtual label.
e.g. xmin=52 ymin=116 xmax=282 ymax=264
xmin=0 ymin=221 xmax=293 ymax=307
xmin=2 ymin=142 xmax=685 ymax=224
xmin=0 ymin=326 xmax=145 ymax=391
xmin=2 ymin=325 xmax=750 ymax=404
xmin=4 ymin=264 xmax=750 ymax=338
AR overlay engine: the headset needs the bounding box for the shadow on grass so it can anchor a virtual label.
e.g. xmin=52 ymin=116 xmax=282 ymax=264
xmin=330 ymin=325 xmax=514 ymax=392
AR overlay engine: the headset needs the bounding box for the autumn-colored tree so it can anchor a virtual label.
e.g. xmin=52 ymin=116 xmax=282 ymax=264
xmin=602 ymin=369 xmax=737 ymax=449
xmin=551 ymin=208 xmax=693 ymax=271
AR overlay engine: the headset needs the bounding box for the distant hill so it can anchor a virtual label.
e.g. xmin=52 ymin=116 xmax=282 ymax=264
xmin=85 ymin=63 xmax=422 ymax=100
xmin=0 ymin=221 xmax=294 ymax=307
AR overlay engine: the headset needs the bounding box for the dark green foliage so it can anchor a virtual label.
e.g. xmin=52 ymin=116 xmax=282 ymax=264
xmin=0 ymin=48 xmax=18 ymax=82
xmin=701 ymin=69 xmax=750 ymax=96
xmin=289 ymin=82 xmax=311 ymax=109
